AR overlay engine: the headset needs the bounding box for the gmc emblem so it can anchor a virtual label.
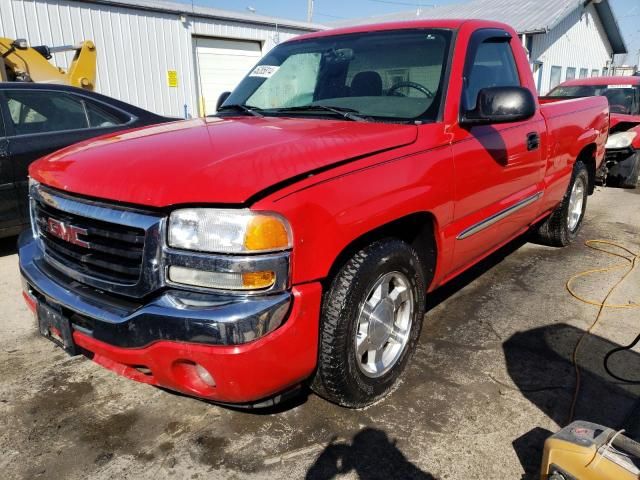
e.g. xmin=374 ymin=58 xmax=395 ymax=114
xmin=47 ymin=218 xmax=89 ymax=248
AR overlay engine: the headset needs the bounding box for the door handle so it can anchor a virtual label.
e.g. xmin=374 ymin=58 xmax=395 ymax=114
xmin=527 ymin=132 xmax=540 ymax=151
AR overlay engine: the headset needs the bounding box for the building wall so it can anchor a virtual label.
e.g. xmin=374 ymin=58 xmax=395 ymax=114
xmin=0 ymin=0 xmax=309 ymax=117
xmin=530 ymin=2 xmax=613 ymax=94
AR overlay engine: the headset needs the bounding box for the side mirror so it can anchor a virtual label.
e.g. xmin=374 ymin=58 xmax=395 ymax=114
xmin=216 ymin=91 xmax=231 ymax=112
xmin=461 ymin=86 xmax=536 ymax=126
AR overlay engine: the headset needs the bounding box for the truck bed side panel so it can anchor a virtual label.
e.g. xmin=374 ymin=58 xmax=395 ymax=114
xmin=538 ymin=96 xmax=609 ymax=215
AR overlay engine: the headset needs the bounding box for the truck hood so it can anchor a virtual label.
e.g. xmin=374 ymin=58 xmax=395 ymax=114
xmin=31 ymin=117 xmax=418 ymax=207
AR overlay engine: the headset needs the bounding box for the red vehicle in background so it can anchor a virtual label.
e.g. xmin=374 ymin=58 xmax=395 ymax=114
xmin=547 ymin=76 xmax=640 ymax=188
xmin=19 ymin=20 xmax=609 ymax=408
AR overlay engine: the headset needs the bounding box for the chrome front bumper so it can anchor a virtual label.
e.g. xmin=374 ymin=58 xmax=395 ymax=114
xmin=19 ymin=231 xmax=291 ymax=347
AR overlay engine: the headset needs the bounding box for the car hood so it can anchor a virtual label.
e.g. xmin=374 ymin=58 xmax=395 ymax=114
xmin=30 ymin=117 xmax=418 ymax=207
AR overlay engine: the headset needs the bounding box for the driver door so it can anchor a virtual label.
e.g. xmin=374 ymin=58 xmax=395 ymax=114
xmin=449 ymin=29 xmax=545 ymax=272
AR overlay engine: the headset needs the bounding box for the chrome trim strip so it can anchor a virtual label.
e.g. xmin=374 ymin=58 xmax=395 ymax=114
xmin=33 ymin=185 xmax=159 ymax=224
xmin=457 ymin=191 xmax=543 ymax=240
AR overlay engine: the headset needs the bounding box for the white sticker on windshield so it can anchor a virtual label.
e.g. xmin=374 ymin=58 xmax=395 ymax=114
xmin=249 ymin=65 xmax=280 ymax=78
xmin=608 ymin=85 xmax=633 ymax=89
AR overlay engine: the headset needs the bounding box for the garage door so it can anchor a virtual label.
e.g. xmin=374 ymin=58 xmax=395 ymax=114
xmin=194 ymin=37 xmax=262 ymax=116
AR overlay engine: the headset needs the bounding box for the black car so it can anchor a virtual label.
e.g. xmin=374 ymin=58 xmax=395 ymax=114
xmin=0 ymin=82 xmax=174 ymax=238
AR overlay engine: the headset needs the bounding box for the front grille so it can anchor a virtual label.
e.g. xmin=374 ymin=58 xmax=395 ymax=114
xmin=34 ymin=197 xmax=146 ymax=284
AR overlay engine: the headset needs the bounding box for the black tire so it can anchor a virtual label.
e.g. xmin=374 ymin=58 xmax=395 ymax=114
xmin=534 ymin=160 xmax=589 ymax=247
xmin=311 ymin=239 xmax=427 ymax=408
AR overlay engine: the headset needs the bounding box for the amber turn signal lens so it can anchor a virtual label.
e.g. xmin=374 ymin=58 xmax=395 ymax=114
xmin=244 ymin=215 xmax=290 ymax=251
xmin=242 ymin=271 xmax=276 ymax=289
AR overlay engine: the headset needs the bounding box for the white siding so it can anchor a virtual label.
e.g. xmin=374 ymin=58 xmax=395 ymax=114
xmin=194 ymin=37 xmax=262 ymax=116
xmin=530 ymin=3 xmax=613 ymax=94
xmin=0 ymin=0 xmax=310 ymax=117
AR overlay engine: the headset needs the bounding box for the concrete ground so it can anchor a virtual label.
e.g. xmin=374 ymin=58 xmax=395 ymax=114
xmin=0 ymin=186 xmax=639 ymax=480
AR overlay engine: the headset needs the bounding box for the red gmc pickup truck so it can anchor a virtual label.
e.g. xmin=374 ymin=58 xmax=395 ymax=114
xmin=18 ymin=20 xmax=608 ymax=408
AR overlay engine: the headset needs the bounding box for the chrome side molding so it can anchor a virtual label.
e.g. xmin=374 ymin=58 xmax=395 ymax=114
xmin=457 ymin=191 xmax=543 ymax=240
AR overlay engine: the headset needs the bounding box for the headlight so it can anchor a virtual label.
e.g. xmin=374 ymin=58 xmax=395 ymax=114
xmin=168 ymin=208 xmax=292 ymax=254
xmin=606 ymin=131 xmax=637 ymax=149
xmin=167 ymin=209 xmax=291 ymax=292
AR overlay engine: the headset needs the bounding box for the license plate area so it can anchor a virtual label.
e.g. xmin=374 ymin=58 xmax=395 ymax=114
xmin=37 ymin=301 xmax=78 ymax=355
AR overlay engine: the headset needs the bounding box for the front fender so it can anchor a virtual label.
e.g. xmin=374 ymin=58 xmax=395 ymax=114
xmin=252 ymin=145 xmax=455 ymax=286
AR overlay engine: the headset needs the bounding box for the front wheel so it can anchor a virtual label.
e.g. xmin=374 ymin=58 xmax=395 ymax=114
xmin=312 ymin=239 xmax=426 ymax=408
xmin=534 ymin=160 xmax=589 ymax=247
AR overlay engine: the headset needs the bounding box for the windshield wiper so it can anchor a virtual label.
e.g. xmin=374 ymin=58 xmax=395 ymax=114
xmin=268 ymin=105 xmax=369 ymax=122
xmin=216 ymin=104 xmax=263 ymax=117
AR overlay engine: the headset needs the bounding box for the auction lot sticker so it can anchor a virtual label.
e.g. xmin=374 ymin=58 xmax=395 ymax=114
xmin=249 ymin=65 xmax=280 ymax=78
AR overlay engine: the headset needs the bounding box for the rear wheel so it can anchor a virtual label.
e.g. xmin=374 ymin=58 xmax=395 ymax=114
xmin=534 ymin=160 xmax=589 ymax=247
xmin=312 ymin=239 xmax=426 ymax=408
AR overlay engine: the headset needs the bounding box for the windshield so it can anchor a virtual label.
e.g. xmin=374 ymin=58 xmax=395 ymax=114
xmin=222 ymin=29 xmax=453 ymax=123
xmin=547 ymin=84 xmax=640 ymax=115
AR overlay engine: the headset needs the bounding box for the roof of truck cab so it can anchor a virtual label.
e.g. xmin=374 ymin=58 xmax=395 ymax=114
xmin=560 ymin=76 xmax=640 ymax=87
xmin=288 ymin=19 xmax=509 ymax=42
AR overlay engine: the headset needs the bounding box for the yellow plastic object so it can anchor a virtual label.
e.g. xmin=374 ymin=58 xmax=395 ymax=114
xmin=242 ymin=271 xmax=276 ymax=289
xmin=0 ymin=37 xmax=97 ymax=90
xmin=244 ymin=215 xmax=291 ymax=252
xmin=541 ymin=421 xmax=640 ymax=480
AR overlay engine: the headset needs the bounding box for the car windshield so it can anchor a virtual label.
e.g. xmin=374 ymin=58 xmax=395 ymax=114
xmin=547 ymin=84 xmax=640 ymax=115
xmin=222 ymin=29 xmax=453 ymax=123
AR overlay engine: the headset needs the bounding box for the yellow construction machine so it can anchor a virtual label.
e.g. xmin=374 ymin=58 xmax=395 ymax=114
xmin=0 ymin=37 xmax=96 ymax=90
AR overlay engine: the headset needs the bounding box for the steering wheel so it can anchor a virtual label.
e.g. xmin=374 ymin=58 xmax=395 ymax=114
xmin=387 ymin=81 xmax=434 ymax=98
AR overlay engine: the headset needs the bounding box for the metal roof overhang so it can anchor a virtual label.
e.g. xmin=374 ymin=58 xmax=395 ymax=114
xmin=589 ymin=0 xmax=627 ymax=54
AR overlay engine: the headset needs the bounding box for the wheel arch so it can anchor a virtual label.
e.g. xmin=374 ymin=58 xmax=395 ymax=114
xmin=576 ymin=143 xmax=597 ymax=194
xmin=323 ymin=211 xmax=439 ymax=292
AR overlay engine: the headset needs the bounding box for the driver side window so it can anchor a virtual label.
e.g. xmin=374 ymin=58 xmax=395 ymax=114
xmin=464 ymin=39 xmax=520 ymax=111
